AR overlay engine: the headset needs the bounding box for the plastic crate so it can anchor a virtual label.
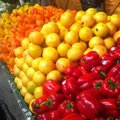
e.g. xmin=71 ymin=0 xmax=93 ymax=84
xmin=0 ymin=61 xmax=36 ymax=120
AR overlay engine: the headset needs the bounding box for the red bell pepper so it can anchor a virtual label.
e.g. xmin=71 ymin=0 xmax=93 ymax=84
xmin=101 ymin=77 xmax=120 ymax=98
xmin=80 ymin=51 xmax=101 ymax=71
xmin=77 ymin=73 xmax=94 ymax=91
xmin=94 ymin=117 xmax=105 ymax=120
xmin=43 ymin=80 xmax=61 ymax=95
xmin=117 ymin=37 xmax=120 ymax=47
xmin=47 ymin=93 xmax=65 ymax=110
xmin=78 ymin=66 xmax=88 ymax=75
xmin=117 ymin=94 xmax=120 ymax=101
xmin=77 ymin=93 xmax=103 ymax=119
xmin=31 ymin=96 xmax=49 ymax=115
xmin=58 ymin=99 xmax=77 ymax=118
xmin=91 ymin=66 xmax=106 ymax=80
xmin=109 ymin=46 xmax=120 ymax=59
xmin=100 ymin=98 xmax=120 ymax=118
xmin=64 ymin=65 xmax=78 ymax=78
xmin=62 ymin=113 xmax=86 ymax=120
xmin=62 ymin=77 xmax=78 ymax=100
xmin=72 ymin=66 xmax=82 ymax=79
xmin=107 ymin=63 xmax=120 ymax=81
xmin=101 ymin=54 xmax=116 ymax=71
xmin=76 ymin=88 xmax=103 ymax=101
xmin=37 ymin=109 xmax=61 ymax=120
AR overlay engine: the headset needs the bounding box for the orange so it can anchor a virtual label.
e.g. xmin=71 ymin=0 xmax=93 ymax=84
xmin=60 ymin=10 xmax=75 ymax=28
xmin=94 ymin=12 xmax=107 ymax=23
xmin=28 ymin=31 xmax=44 ymax=45
xmin=110 ymin=14 xmax=120 ymax=27
xmin=93 ymin=23 xmax=109 ymax=38
xmin=81 ymin=14 xmax=95 ymax=27
xmin=79 ymin=27 xmax=93 ymax=42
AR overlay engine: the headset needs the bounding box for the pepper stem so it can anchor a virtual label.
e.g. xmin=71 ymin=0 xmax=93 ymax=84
xmin=95 ymin=81 xmax=102 ymax=90
xmin=99 ymin=70 xmax=106 ymax=78
xmin=107 ymin=79 xmax=117 ymax=89
xmin=66 ymin=103 xmax=73 ymax=109
xmin=107 ymin=117 xmax=114 ymax=120
xmin=47 ymin=98 xmax=53 ymax=106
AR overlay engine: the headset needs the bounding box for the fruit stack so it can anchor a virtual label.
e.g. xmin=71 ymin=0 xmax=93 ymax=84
xmin=13 ymin=7 xmax=120 ymax=120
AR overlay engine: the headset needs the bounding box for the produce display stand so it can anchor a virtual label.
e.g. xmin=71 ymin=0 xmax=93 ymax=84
xmin=0 ymin=61 xmax=36 ymax=120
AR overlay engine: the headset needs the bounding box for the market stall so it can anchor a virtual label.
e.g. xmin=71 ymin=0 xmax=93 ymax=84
xmin=0 ymin=0 xmax=120 ymax=120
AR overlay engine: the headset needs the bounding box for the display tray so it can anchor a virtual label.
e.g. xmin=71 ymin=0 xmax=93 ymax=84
xmin=0 ymin=61 xmax=36 ymax=120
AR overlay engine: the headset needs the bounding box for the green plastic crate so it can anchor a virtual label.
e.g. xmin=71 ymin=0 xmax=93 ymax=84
xmin=0 ymin=61 xmax=36 ymax=120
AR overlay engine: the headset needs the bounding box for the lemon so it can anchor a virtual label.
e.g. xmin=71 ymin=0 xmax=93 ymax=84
xmin=26 ymin=67 xmax=35 ymax=79
xmin=28 ymin=43 xmax=42 ymax=58
xmin=20 ymin=87 xmax=28 ymax=97
xmin=39 ymin=58 xmax=55 ymax=75
xmin=34 ymin=86 xmax=43 ymax=99
xmin=21 ymin=38 xmax=30 ymax=49
xmin=33 ymin=71 xmax=46 ymax=86
xmin=45 ymin=33 xmax=61 ymax=48
xmin=67 ymin=47 xmax=83 ymax=61
xmin=42 ymin=47 xmax=59 ymax=62
xmin=56 ymin=58 xmax=71 ymax=72
xmin=79 ymin=27 xmax=93 ymax=42
xmin=64 ymin=30 xmax=79 ymax=45
xmin=28 ymin=31 xmax=44 ymax=45
xmin=46 ymin=70 xmax=62 ymax=81
xmin=104 ymin=37 xmax=116 ymax=49
xmin=27 ymin=81 xmax=37 ymax=94
xmin=89 ymin=36 xmax=104 ymax=48
xmin=24 ymin=93 xmax=34 ymax=105
xmin=92 ymin=45 xmax=107 ymax=57
xmin=57 ymin=43 xmax=70 ymax=57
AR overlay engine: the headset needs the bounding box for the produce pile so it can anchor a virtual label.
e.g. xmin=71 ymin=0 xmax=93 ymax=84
xmin=0 ymin=4 xmax=63 ymax=73
xmin=0 ymin=4 xmax=120 ymax=120
xmin=12 ymin=6 xmax=120 ymax=120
